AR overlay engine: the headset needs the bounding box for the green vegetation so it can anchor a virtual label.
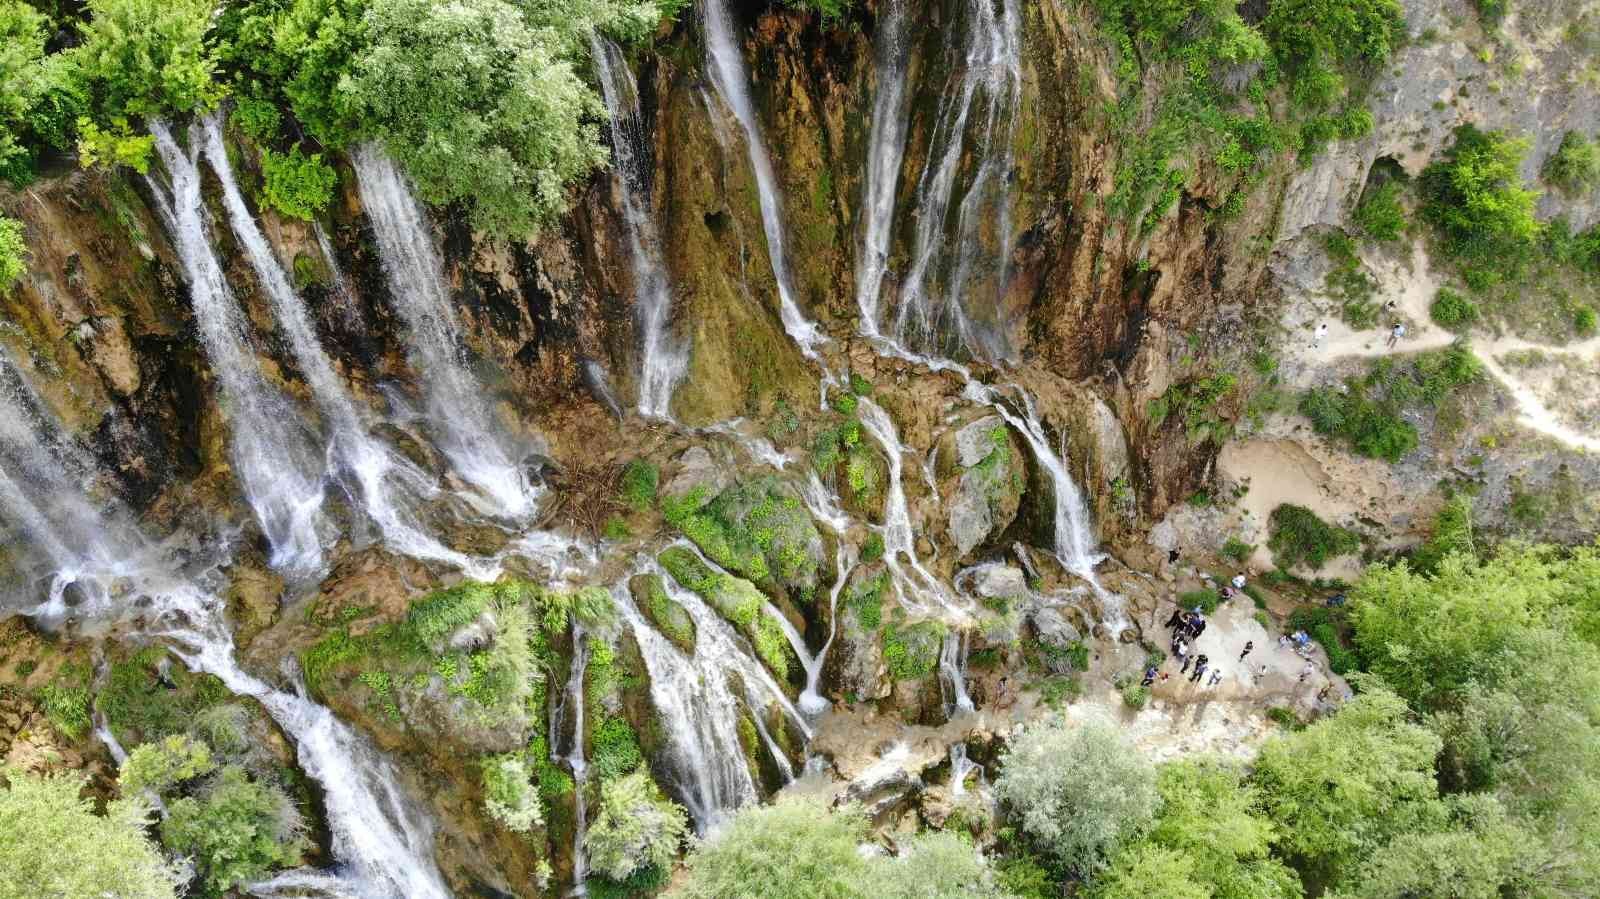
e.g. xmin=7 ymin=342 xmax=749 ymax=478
xmin=621 ymin=460 xmax=659 ymax=510
xmin=0 ymin=215 xmax=27 ymax=293
xmin=1421 ymin=125 xmax=1542 ymax=284
xmin=119 ymin=734 xmax=215 ymax=795
xmin=160 ymin=764 xmax=307 ymax=895
xmin=659 ymin=546 xmax=793 ymax=679
xmin=0 ymin=770 xmax=182 ymax=898
xmin=882 ymin=620 xmax=945 ymax=681
xmin=96 ymin=647 xmax=233 ymax=745
xmin=480 ymin=751 xmax=542 ymax=833
xmin=33 ymin=671 xmax=91 ymax=740
xmin=1287 ymin=605 xmax=1358 ymax=674
xmin=586 ymin=771 xmax=688 ymax=883
xmin=1220 ymin=537 xmax=1253 ymax=562
xmin=0 ymin=1 xmax=77 ymax=185
xmin=845 ymin=571 xmax=888 ymax=631
xmin=1409 ymin=493 xmax=1474 ymax=574
xmin=662 ymin=479 xmax=820 ymax=598
xmin=1429 ymin=286 xmax=1479 ymax=330
xmin=638 ymin=574 xmax=695 ymax=652
xmin=1267 ymin=504 xmax=1359 ymax=570
xmin=1178 ymin=588 xmax=1221 ymax=615
xmin=1146 ymin=373 xmax=1237 ymax=447
xmin=1542 ymin=130 xmax=1600 ymax=195
xmin=1298 ymin=343 xmax=1483 ymax=461
xmin=257 ymin=146 xmax=337 ymax=220
xmin=860 ymin=532 xmax=885 ymax=563
xmin=591 ymin=715 xmax=644 ymax=781
xmin=1322 ymin=230 xmax=1380 ymax=327
xmin=1353 ymin=181 xmax=1405 ymax=242
xmin=995 ymin=718 xmax=1158 ymax=876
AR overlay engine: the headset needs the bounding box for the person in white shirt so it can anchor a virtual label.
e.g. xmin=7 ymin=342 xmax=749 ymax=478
xmin=1311 ymin=321 xmax=1329 ymax=349
xmin=1387 ymin=322 xmax=1406 ymax=349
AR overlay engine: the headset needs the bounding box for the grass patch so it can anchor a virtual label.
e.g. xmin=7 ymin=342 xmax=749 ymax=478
xmin=1268 ymin=504 xmax=1359 ymax=570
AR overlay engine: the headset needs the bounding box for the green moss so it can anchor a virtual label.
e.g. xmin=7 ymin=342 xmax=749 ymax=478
xmin=846 ymin=572 xmax=888 ymax=631
xmin=620 ymin=460 xmax=660 ymax=511
xmin=590 ymin=715 xmax=644 ymax=782
xmin=662 ymin=478 xmax=820 ymax=596
xmin=882 ymin=620 xmax=945 ymax=681
xmin=638 ymin=575 xmax=696 ymax=653
xmin=97 ymin=647 xmax=231 ymax=744
xmin=659 ymin=549 xmax=793 ymax=680
xmin=35 ymin=667 xmax=92 ymax=741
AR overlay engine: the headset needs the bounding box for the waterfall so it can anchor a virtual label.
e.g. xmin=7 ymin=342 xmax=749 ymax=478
xmin=794 ymin=471 xmax=857 ymax=714
xmin=891 ymin=0 xmax=1022 ymax=361
xmin=146 ymin=120 xmax=327 ymax=576
xmin=854 ymin=397 xmax=968 ymax=619
xmin=350 ymin=146 xmax=537 ymax=520
xmin=0 ymin=360 xmax=450 ymax=899
xmin=616 ymin=560 xmax=807 ymax=833
xmin=590 ymin=35 xmax=689 ymax=419
xmin=939 ymin=629 xmax=975 ymax=717
xmin=551 ymin=624 xmax=592 ymax=895
xmin=948 ymin=743 xmax=981 ymax=798
xmin=699 ymin=0 xmax=827 ymax=360
xmin=854 ymin=0 xmax=913 ymax=337
xmin=196 ymin=115 xmax=487 ymax=578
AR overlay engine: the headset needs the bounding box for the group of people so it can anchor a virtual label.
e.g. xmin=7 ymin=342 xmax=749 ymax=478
xmin=1150 ymin=606 xmax=1225 ymax=689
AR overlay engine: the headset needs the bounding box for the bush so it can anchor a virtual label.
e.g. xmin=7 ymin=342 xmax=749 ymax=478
xmin=258 ymin=146 xmax=337 ymax=220
xmin=1542 ymin=131 xmax=1600 ymax=194
xmin=672 ymin=799 xmax=871 ymax=898
xmin=161 ymin=765 xmax=306 ymax=895
xmin=866 ymin=830 xmax=1014 ymax=898
xmin=1298 ymin=384 xmax=1419 ymax=462
xmin=0 ymin=770 xmax=182 ymax=898
xmin=1178 ymin=589 xmax=1221 ymax=615
xmin=1121 ymin=682 xmax=1150 ymax=710
xmin=586 ymin=771 xmax=688 ymax=882
xmin=0 ymin=215 xmax=25 ymax=293
xmin=1220 ymin=537 xmax=1253 ymax=562
xmin=1429 ymin=287 xmax=1479 ymax=330
xmin=621 ymin=460 xmax=659 ymax=510
xmin=591 ymin=716 xmax=644 ymax=781
xmin=1421 ymin=125 xmax=1542 ymax=273
xmin=481 ymin=752 xmax=542 ymax=833
xmin=34 ymin=678 xmax=91 ymax=740
xmin=119 ymin=734 xmax=216 ymax=795
xmin=1575 ymin=305 xmax=1597 ymax=336
xmin=860 ymin=532 xmax=884 ymax=563
xmin=1409 ymin=494 xmax=1475 ymax=574
xmin=994 ymin=718 xmax=1158 ymax=875
xmin=883 ymin=621 xmax=944 ymax=680
xmin=1354 ymin=181 xmax=1406 ymax=242
xmin=1268 ymin=504 xmax=1359 ymax=570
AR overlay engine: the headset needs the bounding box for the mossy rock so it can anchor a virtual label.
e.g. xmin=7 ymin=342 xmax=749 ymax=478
xmin=938 ymin=416 xmax=1026 ymax=559
xmin=882 ymin=619 xmax=947 ymax=683
xmin=630 ymin=574 xmax=696 ymax=655
xmin=662 ymin=477 xmax=824 ymax=607
xmin=657 ymin=547 xmax=797 ymax=685
xmin=838 ymin=442 xmax=888 ymax=524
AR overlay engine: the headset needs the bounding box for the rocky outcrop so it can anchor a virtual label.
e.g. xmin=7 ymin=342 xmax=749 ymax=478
xmin=937 ymin=415 xmax=1026 ymax=560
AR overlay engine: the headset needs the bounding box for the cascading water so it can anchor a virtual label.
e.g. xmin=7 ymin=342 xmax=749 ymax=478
xmin=616 ymin=559 xmax=808 ymax=832
xmin=939 ymin=629 xmax=975 ymax=717
xmin=196 ymin=115 xmax=486 ymax=578
xmin=590 ymin=35 xmax=689 ymax=419
xmin=350 ymin=146 xmax=536 ymax=520
xmin=854 ymin=397 xmax=968 ymax=619
xmin=146 ymin=120 xmax=328 ymax=577
xmin=893 ymin=0 xmax=1023 ymax=361
xmin=854 ymin=0 xmax=912 ymax=337
xmin=948 ymin=743 xmax=981 ymax=798
xmin=0 ymin=361 xmax=450 ymax=899
xmin=551 ymin=624 xmax=592 ymax=895
xmin=700 ymin=0 xmax=826 ymax=360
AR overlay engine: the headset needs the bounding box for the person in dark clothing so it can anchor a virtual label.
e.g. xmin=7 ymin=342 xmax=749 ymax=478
xmin=1190 ymin=618 xmax=1207 ymax=639
xmin=1239 ymin=640 xmax=1254 ymax=662
xmin=1141 ymin=666 xmax=1157 ymax=687
xmin=1165 ymin=608 xmax=1185 ymax=630
xmin=1190 ymin=656 xmax=1209 ymax=683
xmin=1168 ymin=548 xmax=1181 ymax=565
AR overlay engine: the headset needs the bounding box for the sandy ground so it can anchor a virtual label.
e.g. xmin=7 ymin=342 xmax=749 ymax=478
xmin=1215 ymin=440 xmax=1377 ymax=580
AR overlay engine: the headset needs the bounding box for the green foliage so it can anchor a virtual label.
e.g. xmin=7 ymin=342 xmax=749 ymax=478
xmin=1471 ymin=0 xmax=1509 ymax=24
xmin=0 ymin=216 xmax=25 ymax=294
xmin=1542 ymin=130 xmax=1600 ymax=195
xmin=865 ymin=830 xmax=1016 ymax=898
xmin=1179 ymin=588 xmax=1222 ymax=615
xmin=1421 ymin=125 xmax=1543 ymax=278
xmin=586 ymin=771 xmax=688 ymax=882
xmin=69 ymin=0 xmax=220 ymax=135
xmin=995 ymin=718 xmax=1159 ymax=876
xmin=846 ymin=571 xmax=887 ymax=631
xmin=1092 ymin=845 xmax=1211 ymax=899
xmin=849 ymin=372 xmax=873 ymax=395
xmin=480 ymin=751 xmax=542 ymax=833
xmin=1253 ymin=685 xmax=1443 ymax=886
xmin=229 ymin=91 xmax=281 ymax=143
xmin=1409 ymin=493 xmax=1475 ymax=574
xmin=1268 ymin=504 xmax=1359 ymax=570
xmin=1297 ymin=342 xmax=1488 ymax=461
xmin=860 ymin=532 xmax=884 ymax=563
xmin=258 ymin=146 xmax=337 ymax=220
xmin=1120 ymin=682 xmax=1149 ymax=710
xmin=671 ymin=799 xmax=870 ymax=898
xmin=589 ymin=865 xmax=669 ymax=899
xmin=1221 ymin=537 xmax=1253 ymax=562
xmin=1429 ymin=287 xmax=1479 ymax=330
xmin=621 ymin=460 xmax=660 ymax=510
xmin=1288 ymin=605 xmax=1359 ymax=674
xmin=640 ymin=575 xmax=695 ymax=650
xmin=345 ymin=0 xmax=606 ymax=238
xmin=118 ymin=734 xmax=216 ymax=795
xmin=161 ymin=765 xmax=306 ymax=895
xmin=0 ymin=769 xmax=182 ymax=899
xmin=1353 ymin=181 xmax=1406 ymax=242
xmin=831 ymin=391 xmax=857 ymax=415
xmin=1147 ymin=373 xmax=1237 ymax=446
xmin=659 ymin=547 xmax=793 ymax=678
xmin=662 ymin=478 xmax=819 ymax=594
xmin=591 ymin=716 xmax=644 ymax=782
xmin=96 ymin=647 xmax=230 ymax=744
xmin=1263 ymin=0 xmax=1404 ymax=112
xmin=0 ymin=0 xmax=79 ymax=186
xmin=882 ymin=620 xmax=944 ymax=681
xmin=34 ymin=671 xmax=91 ymax=740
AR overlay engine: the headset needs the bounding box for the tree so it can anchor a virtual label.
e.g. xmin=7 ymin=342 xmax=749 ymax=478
xmin=1409 ymin=494 xmax=1475 ymax=574
xmin=161 ymin=764 xmax=307 ymax=896
xmin=993 ymin=718 xmax=1159 ymax=876
xmin=1136 ymin=761 xmax=1301 ymax=899
xmin=1093 ymin=845 xmax=1212 ymax=899
xmin=0 ymin=769 xmax=182 ymax=899
xmin=586 ymin=771 xmax=688 ymax=882
xmin=1333 ymin=795 xmax=1533 ymax=899
xmin=0 ymin=0 xmax=81 ymax=185
xmin=867 ymin=831 xmax=1016 ymax=899
xmin=1420 ymin=125 xmax=1542 ymax=266
xmin=669 ymin=799 xmax=872 ymax=899
xmin=344 ymin=0 xmax=608 ymax=238
xmin=1251 ymin=684 xmax=1442 ymax=886
xmin=119 ymin=733 xmax=216 ymax=795
xmin=68 ymin=0 xmax=221 ymax=123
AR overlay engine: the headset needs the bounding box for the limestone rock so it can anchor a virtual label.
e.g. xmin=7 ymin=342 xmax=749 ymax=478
xmin=938 ymin=416 xmax=1026 ymax=560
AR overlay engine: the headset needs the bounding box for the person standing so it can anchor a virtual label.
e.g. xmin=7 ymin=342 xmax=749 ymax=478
xmin=1240 ymin=640 xmax=1254 ymax=663
xmin=1207 ymin=668 xmax=1222 ymax=687
xmin=1165 ymin=608 xmax=1185 ymax=630
xmin=1387 ymin=322 xmax=1406 ymax=349
xmin=1178 ymin=642 xmax=1192 ymax=673
xmin=1190 ymin=655 xmax=1209 ymax=683
xmin=1299 ymin=661 xmax=1315 ymax=683
xmin=1141 ymin=666 xmax=1158 ymax=687
xmin=1311 ymin=321 xmax=1329 ymax=349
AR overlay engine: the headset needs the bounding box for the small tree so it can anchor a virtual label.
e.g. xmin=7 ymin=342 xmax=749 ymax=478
xmin=670 ymin=799 xmax=871 ymax=899
xmin=994 ymin=718 xmax=1159 ymax=876
xmin=586 ymin=771 xmax=687 ymax=882
xmin=161 ymin=765 xmax=307 ymax=895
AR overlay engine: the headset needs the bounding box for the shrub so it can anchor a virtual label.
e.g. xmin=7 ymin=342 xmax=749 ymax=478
xmin=621 ymin=460 xmax=659 ymax=510
xmin=0 ymin=770 xmax=182 ymax=898
xmin=586 ymin=771 xmax=688 ymax=882
xmin=1471 ymin=0 xmax=1509 ymax=24
xmin=1575 ymin=306 xmax=1597 ymax=336
xmin=161 ymin=765 xmax=306 ymax=895
xmin=1409 ymin=493 xmax=1474 ymax=574
xmin=119 ymin=734 xmax=216 ymax=795
xmin=1268 ymin=504 xmax=1359 ymax=570
xmin=1420 ymin=125 xmax=1542 ymax=273
xmin=1220 ymin=537 xmax=1253 ymax=562
xmin=1298 ymin=384 xmax=1419 ymax=462
xmin=860 ymin=532 xmax=884 ymax=563
xmin=1429 ymin=287 xmax=1479 ymax=330
xmin=849 ymin=372 xmax=873 ymax=395
xmin=258 ymin=146 xmax=337 ymax=220
xmin=229 ymin=92 xmax=281 ymax=143
xmin=34 ymin=678 xmax=91 ymax=740
xmin=591 ymin=716 xmax=644 ymax=781
xmin=1542 ymin=131 xmax=1600 ymax=194
xmin=883 ymin=621 xmax=944 ymax=680
xmin=481 ymin=752 xmax=542 ymax=833
xmin=866 ymin=830 xmax=1014 ymax=897
xmin=1179 ymin=589 xmax=1221 ymax=615
xmin=994 ymin=718 xmax=1159 ymax=875
xmin=1354 ymin=181 xmax=1406 ymax=242
xmin=672 ymin=799 xmax=871 ymax=898
xmin=0 ymin=214 xmax=26 ymax=292
xmin=1121 ymin=682 xmax=1149 ymax=710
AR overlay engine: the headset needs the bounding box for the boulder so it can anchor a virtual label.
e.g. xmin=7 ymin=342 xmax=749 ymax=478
xmin=939 ymin=417 xmax=1026 ymax=560
xmin=630 ymin=574 xmax=696 ymax=655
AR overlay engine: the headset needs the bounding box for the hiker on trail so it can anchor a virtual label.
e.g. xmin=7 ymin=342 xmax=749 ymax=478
xmin=1299 ymin=662 xmax=1315 ymax=683
xmin=1240 ymin=640 xmax=1254 ymax=662
xmin=1165 ymin=608 xmax=1185 ymax=630
xmin=1190 ymin=656 xmax=1209 ymax=683
xmin=1231 ymin=573 xmax=1246 ymax=591
xmin=1178 ymin=643 xmax=1192 ymax=673
xmin=1311 ymin=321 xmax=1329 ymax=349
xmin=1142 ymin=666 xmax=1158 ymax=687
xmin=1190 ymin=617 xmax=1207 ymax=640
xmin=1387 ymin=322 xmax=1406 ymax=349
xmin=1207 ymin=668 xmax=1223 ymax=687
